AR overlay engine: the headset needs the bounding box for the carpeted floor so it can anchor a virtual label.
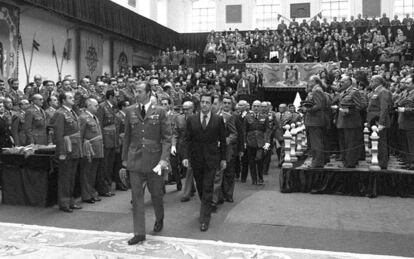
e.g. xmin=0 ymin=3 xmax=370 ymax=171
xmin=0 ymin=222 xmax=411 ymax=259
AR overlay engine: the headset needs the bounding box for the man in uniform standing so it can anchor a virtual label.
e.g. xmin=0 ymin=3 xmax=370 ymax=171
xmin=121 ymin=82 xmax=171 ymax=245
xmin=53 ymin=92 xmax=83 ymax=212
xmin=367 ymin=76 xmax=392 ymax=169
xmin=79 ymin=98 xmax=104 ymax=203
xmin=24 ymin=94 xmax=48 ymax=145
xmin=114 ymin=100 xmax=129 ymax=191
xmin=335 ymin=76 xmax=367 ymax=168
xmin=303 ymin=76 xmax=328 ymax=168
xmin=119 ymin=77 xmax=137 ymax=104
xmin=397 ymin=74 xmax=414 ymax=169
xmin=97 ymin=90 xmax=118 ymax=197
xmin=244 ymin=100 xmax=271 ymax=185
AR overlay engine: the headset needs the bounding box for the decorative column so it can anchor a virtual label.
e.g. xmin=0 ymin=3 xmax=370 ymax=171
xmin=363 ymin=123 xmax=371 ymax=161
xmin=290 ymin=123 xmax=297 ymax=162
xmin=296 ymin=122 xmax=303 ymax=157
xmin=369 ymin=126 xmax=381 ymax=171
xmin=282 ymin=125 xmax=293 ymax=168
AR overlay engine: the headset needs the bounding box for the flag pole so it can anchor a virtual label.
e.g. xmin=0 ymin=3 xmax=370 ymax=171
xmin=18 ymin=35 xmax=30 ymax=85
xmin=52 ymin=38 xmax=61 ymax=81
xmin=28 ymin=32 xmax=36 ymax=82
xmin=59 ymin=40 xmax=67 ymax=81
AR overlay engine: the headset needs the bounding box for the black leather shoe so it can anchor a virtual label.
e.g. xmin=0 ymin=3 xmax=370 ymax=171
xmin=225 ymin=197 xmax=234 ymax=203
xmin=93 ymin=197 xmax=102 ymax=202
xmin=200 ymin=223 xmax=209 ymax=232
xmin=110 ymin=192 xmax=116 ymax=196
xmin=116 ymin=185 xmax=128 ymax=191
xmin=82 ymin=199 xmax=95 ymax=204
xmin=180 ymin=197 xmax=190 ymax=202
xmin=128 ymin=235 xmax=146 ymax=245
xmin=60 ymin=207 xmax=73 ymax=213
xmin=100 ymin=192 xmax=112 ymax=197
xmin=153 ymin=219 xmax=163 ymax=233
xmin=70 ymin=205 xmax=82 ymax=210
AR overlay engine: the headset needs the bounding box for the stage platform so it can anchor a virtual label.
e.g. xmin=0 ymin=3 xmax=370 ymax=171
xmin=280 ymin=156 xmax=414 ymax=198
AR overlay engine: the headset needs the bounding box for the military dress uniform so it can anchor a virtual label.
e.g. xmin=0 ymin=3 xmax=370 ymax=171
xmin=114 ymin=110 xmax=128 ymax=190
xmin=244 ymin=111 xmax=271 ymax=185
xmin=96 ymin=101 xmax=117 ymax=196
xmin=6 ymin=89 xmax=24 ymax=110
xmin=397 ymin=89 xmax=414 ymax=169
xmin=167 ymin=110 xmax=182 ymax=189
xmin=119 ymin=87 xmax=136 ymax=105
xmin=122 ymin=102 xmax=171 ymax=236
xmin=45 ymin=106 xmax=56 ymax=144
xmin=79 ymin=110 xmax=104 ymax=201
xmin=367 ymin=85 xmax=392 ymax=169
xmin=53 ymin=105 xmax=83 ymax=210
xmin=24 ymin=105 xmax=48 ymax=145
xmin=173 ymin=113 xmax=195 ymax=200
xmin=263 ymin=110 xmax=279 ymax=174
xmin=336 ymin=86 xmax=367 ymax=168
xmin=304 ymin=86 xmax=328 ymax=167
xmin=213 ymin=110 xmax=237 ymax=204
xmin=12 ymin=109 xmax=26 ymax=146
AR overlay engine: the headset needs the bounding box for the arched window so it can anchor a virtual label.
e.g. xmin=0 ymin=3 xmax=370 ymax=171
xmin=394 ymin=0 xmax=414 ymax=21
xmin=321 ymin=0 xmax=349 ymax=22
xmin=255 ymin=0 xmax=281 ymax=29
xmin=192 ymin=0 xmax=216 ymax=32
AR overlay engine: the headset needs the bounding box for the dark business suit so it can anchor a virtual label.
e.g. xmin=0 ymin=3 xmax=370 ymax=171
xmin=183 ymin=112 xmax=226 ymax=224
xmin=122 ymin=103 xmax=171 ymax=235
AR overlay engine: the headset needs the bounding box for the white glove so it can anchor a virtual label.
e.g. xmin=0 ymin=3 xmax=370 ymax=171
xmin=378 ymin=124 xmax=385 ymax=131
xmin=263 ymin=143 xmax=270 ymax=150
xmin=171 ymin=146 xmax=176 ymax=155
xmin=398 ymin=107 xmax=405 ymax=113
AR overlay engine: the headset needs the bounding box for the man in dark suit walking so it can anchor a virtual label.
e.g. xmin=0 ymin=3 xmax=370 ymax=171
xmin=121 ymin=82 xmax=171 ymax=245
xmin=182 ymin=93 xmax=227 ymax=232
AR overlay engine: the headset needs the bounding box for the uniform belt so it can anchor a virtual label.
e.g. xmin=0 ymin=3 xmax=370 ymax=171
xmin=83 ymin=135 xmax=103 ymax=162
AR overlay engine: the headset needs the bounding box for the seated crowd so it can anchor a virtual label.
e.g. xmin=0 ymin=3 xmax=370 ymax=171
xmin=202 ymin=13 xmax=414 ymax=64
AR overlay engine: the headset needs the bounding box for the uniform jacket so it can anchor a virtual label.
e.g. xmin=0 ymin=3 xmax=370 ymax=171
xmin=97 ymin=101 xmax=117 ymax=149
xmin=397 ymin=89 xmax=414 ymax=130
xmin=115 ymin=110 xmax=126 ymax=149
xmin=172 ymin=113 xmax=187 ymax=155
xmin=122 ymin=103 xmax=172 ymax=173
xmin=183 ymin=112 xmax=226 ymax=170
xmin=304 ymin=87 xmax=328 ymax=127
xmin=79 ymin=111 xmax=104 ymax=158
xmin=218 ymin=111 xmax=238 ymax=161
xmin=11 ymin=110 xmax=26 ymax=146
xmin=119 ymin=88 xmax=136 ymax=104
xmin=53 ymin=106 xmax=82 ymax=159
xmin=24 ymin=105 xmax=48 ymax=145
xmin=244 ymin=111 xmax=271 ymax=148
xmin=0 ymin=115 xmax=13 ymax=148
xmin=336 ymin=86 xmax=367 ymax=129
xmin=367 ymin=85 xmax=392 ymax=128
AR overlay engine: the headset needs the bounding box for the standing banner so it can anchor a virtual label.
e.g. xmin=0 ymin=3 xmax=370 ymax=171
xmin=79 ymin=30 xmax=103 ymax=81
xmin=0 ymin=2 xmax=19 ymax=82
xmin=246 ymin=63 xmax=339 ymax=88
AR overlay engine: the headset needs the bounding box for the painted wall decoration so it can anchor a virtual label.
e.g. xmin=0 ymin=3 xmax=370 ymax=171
xmin=113 ymin=40 xmax=133 ymax=73
xmin=79 ymin=30 xmax=103 ymax=80
xmin=246 ymin=63 xmax=339 ymax=88
xmin=0 ymin=2 xmax=19 ymax=81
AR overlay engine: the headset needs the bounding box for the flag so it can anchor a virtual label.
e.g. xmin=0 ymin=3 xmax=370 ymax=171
xmin=317 ymin=12 xmax=322 ymax=19
xmin=63 ymin=46 xmax=68 ymax=60
xmin=52 ymin=45 xmax=56 ymax=57
xmin=293 ymin=92 xmax=302 ymax=109
xmin=277 ymin=14 xmax=282 ymax=21
xmin=32 ymin=39 xmax=40 ymax=51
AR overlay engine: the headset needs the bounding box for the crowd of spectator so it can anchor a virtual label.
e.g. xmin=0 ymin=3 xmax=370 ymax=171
xmin=202 ymin=13 xmax=414 ymax=64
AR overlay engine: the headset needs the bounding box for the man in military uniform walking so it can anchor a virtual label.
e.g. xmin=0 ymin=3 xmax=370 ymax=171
xmin=244 ymin=100 xmax=271 ymax=185
xmin=121 ymin=81 xmax=171 ymax=245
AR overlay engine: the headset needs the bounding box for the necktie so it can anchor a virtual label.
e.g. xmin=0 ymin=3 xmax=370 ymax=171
xmin=71 ymin=110 xmax=77 ymax=120
xmin=141 ymin=105 xmax=146 ymax=118
xmin=202 ymin=114 xmax=207 ymax=130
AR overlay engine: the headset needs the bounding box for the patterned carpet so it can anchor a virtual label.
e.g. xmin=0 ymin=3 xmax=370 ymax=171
xmin=0 ymin=222 xmax=410 ymax=259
